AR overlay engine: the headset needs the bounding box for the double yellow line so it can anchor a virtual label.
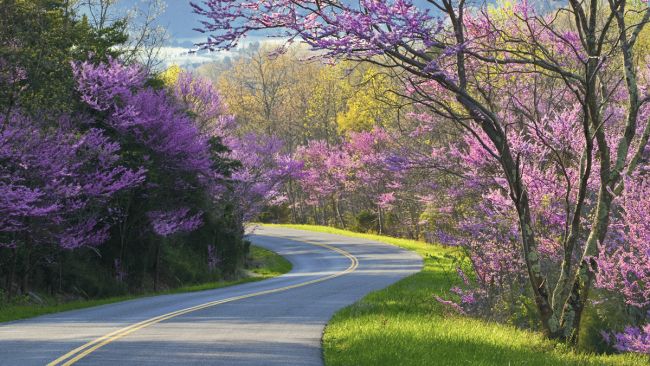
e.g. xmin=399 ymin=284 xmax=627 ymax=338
xmin=48 ymin=237 xmax=359 ymax=366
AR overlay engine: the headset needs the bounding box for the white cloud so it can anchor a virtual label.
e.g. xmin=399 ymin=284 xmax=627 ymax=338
xmin=157 ymin=46 xmax=233 ymax=67
xmin=158 ymin=38 xmax=290 ymax=68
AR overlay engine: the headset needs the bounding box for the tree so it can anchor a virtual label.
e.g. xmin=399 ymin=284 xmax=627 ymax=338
xmin=78 ymin=0 xmax=169 ymax=71
xmin=0 ymin=111 xmax=145 ymax=296
xmin=0 ymin=0 xmax=127 ymax=115
xmin=193 ymin=0 xmax=650 ymax=345
xmin=73 ymin=59 xmax=302 ymax=286
xmin=73 ymin=59 xmax=223 ymax=289
xmin=296 ymin=139 xmax=353 ymax=226
xmin=336 ymin=68 xmax=401 ymax=134
xmin=215 ymin=45 xmax=344 ymax=149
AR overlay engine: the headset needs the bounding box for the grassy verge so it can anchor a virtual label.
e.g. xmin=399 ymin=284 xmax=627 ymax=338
xmin=262 ymin=224 xmax=648 ymax=366
xmin=0 ymin=245 xmax=291 ymax=323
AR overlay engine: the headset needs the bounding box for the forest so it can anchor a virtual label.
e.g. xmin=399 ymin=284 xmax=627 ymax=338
xmin=0 ymin=0 xmax=296 ymax=303
xmin=1 ymin=0 xmax=649 ymax=360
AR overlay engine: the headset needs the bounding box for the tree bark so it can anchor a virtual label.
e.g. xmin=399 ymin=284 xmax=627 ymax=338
xmin=333 ymin=196 xmax=346 ymax=229
xmin=5 ymin=248 xmax=17 ymax=299
xmin=377 ymin=206 xmax=383 ymax=235
xmin=153 ymin=240 xmax=161 ymax=292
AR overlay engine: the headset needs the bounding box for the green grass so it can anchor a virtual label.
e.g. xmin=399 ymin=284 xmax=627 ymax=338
xmin=0 ymin=245 xmax=291 ymax=323
xmin=247 ymin=245 xmax=293 ymax=278
xmin=262 ymin=224 xmax=648 ymax=366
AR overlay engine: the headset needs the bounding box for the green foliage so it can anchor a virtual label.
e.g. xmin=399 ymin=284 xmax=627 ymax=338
xmin=580 ymin=302 xmax=618 ymax=355
xmin=209 ymin=136 xmax=242 ymax=176
xmin=257 ymin=204 xmax=292 ymax=224
xmin=159 ymin=64 xmax=182 ymax=86
xmin=336 ymin=67 xmax=401 ymax=134
xmin=206 ymin=205 xmax=249 ymax=278
xmin=0 ymin=2 xmax=253 ymax=305
xmin=0 ymin=0 xmax=127 ymax=114
xmin=246 ymin=246 xmax=292 ymax=277
xmin=577 ymin=292 xmax=649 ymax=355
xmin=353 ymin=210 xmax=378 ymax=233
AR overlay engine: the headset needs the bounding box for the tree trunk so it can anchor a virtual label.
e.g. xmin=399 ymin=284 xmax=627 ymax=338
xmin=298 ymin=192 xmax=306 ymax=223
xmin=58 ymin=257 xmax=63 ymax=294
xmin=513 ymin=189 xmax=559 ymax=338
xmin=558 ymin=184 xmax=613 ymax=341
xmin=5 ymin=248 xmax=17 ymax=299
xmin=333 ymin=196 xmax=346 ymax=228
xmin=287 ymin=178 xmax=298 ymax=223
xmin=153 ymin=240 xmax=161 ymax=292
xmin=377 ymin=206 xmax=383 ymax=235
xmin=560 ymin=257 xmax=596 ymax=344
xmin=21 ymin=243 xmax=31 ymax=295
xmin=457 ymin=94 xmax=560 ymax=338
xmin=411 ymin=205 xmax=420 ymax=240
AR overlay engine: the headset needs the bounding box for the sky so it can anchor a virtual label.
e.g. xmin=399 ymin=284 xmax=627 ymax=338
xmin=155 ymin=1 xmax=203 ymax=47
xmin=121 ymin=0 xmax=273 ymax=67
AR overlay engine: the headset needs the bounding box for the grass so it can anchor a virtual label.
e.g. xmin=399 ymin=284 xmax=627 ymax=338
xmin=262 ymin=224 xmax=648 ymax=366
xmin=247 ymin=245 xmax=293 ymax=278
xmin=0 ymin=245 xmax=291 ymax=323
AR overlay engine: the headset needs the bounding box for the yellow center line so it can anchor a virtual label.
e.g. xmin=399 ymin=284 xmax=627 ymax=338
xmin=48 ymin=237 xmax=359 ymax=366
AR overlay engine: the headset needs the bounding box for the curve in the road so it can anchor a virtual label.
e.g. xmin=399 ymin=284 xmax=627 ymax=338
xmin=0 ymin=226 xmax=423 ymax=366
xmin=48 ymin=238 xmax=358 ymax=366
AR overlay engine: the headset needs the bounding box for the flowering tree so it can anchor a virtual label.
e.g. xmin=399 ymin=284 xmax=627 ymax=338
xmin=163 ymin=68 xmax=302 ymax=222
xmin=295 ymin=127 xmax=402 ymax=231
xmin=226 ymin=132 xmax=303 ymax=221
xmin=0 ymin=111 xmax=145 ymax=295
xmin=296 ymin=139 xmax=353 ymax=226
xmin=170 ymin=70 xmax=236 ymax=138
xmin=72 ymin=60 xmax=243 ymax=288
xmin=73 ymin=60 xmax=222 ymax=238
xmin=596 ymin=174 xmax=650 ymax=353
xmin=74 ymin=59 xmax=304 ymax=279
xmin=2 ymin=0 xmax=305 ymax=300
xmin=194 ymin=0 xmax=650 ymax=345
xmin=345 ymin=128 xmax=403 ymax=233
xmin=73 ymin=60 xmax=215 ymax=178
xmin=0 ymin=113 xmax=144 ymax=249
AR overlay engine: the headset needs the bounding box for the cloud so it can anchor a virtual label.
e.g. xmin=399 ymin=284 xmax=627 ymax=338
xmin=157 ymin=38 xmax=289 ymax=68
xmin=157 ymin=46 xmax=232 ymax=67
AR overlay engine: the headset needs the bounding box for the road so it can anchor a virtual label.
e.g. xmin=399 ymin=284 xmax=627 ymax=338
xmin=0 ymin=226 xmax=422 ymax=365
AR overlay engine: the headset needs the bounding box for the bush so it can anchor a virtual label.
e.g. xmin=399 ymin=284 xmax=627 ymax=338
xmin=353 ymin=211 xmax=377 ymax=233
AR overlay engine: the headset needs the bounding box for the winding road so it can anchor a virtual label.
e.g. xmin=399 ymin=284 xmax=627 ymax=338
xmin=0 ymin=226 xmax=422 ymax=365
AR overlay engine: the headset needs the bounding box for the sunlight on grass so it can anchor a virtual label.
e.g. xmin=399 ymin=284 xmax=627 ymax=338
xmin=263 ymin=224 xmax=647 ymax=366
xmin=0 ymin=245 xmax=291 ymax=323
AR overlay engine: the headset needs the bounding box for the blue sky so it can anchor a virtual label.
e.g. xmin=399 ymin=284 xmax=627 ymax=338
xmin=156 ymin=1 xmax=203 ymax=46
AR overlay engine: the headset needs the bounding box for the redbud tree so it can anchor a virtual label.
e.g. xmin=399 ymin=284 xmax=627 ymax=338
xmin=296 ymin=128 xmax=401 ymax=232
xmin=193 ymin=0 xmax=650 ymax=343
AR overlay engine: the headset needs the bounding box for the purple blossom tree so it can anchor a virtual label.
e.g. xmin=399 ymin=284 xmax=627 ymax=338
xmin=194 ymin=0 xmax=650 ymax=347
xmin=0 ymin=111 xmax=145 ymax=295
xmin=73 ymin=60 xmax=216 ymax=238
xmin=0 ymin=112 xmax=144 ymax=250
xmin=226 ymin=132 xmax=303 ymax=221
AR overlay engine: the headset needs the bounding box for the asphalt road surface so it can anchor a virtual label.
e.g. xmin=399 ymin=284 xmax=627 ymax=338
xmin=0 ymin=226 xmax=422 ymax=366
